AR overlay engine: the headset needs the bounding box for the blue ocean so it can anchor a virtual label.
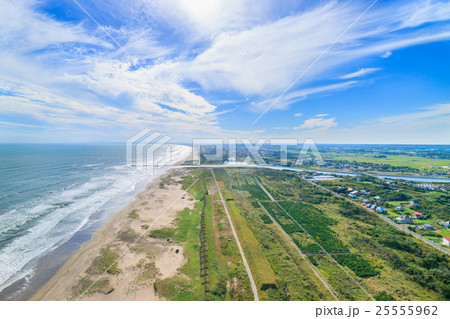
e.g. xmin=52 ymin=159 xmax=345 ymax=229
xmin=0 ymin=144 xmax=157 ymax=296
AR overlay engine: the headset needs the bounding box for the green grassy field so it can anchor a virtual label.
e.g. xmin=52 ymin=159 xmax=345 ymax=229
xmin=155 ymin=168 xmax=449 ymax=301
xmin=326 ymin=153 xmax=449 ymax=170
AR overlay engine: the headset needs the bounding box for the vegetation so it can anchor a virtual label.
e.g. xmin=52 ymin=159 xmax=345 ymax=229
xmin=333 ymin=254 xmax=380 ymax=278
xmin=154 ymin=167 xmax=450 ymax=300
xmin=91 ymin=246 xmax=121 ymax=275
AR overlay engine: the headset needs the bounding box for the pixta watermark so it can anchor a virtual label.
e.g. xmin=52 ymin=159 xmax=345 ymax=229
xmin=126 ymin=128 xmax=174 ymax=175
xmin=192 ymin=138 xmax=324 ymax=166
xmin=127 ymin=129 xmax=324 ymax=175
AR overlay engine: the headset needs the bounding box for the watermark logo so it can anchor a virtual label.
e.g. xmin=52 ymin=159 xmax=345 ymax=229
xmin=126 ymin=130 xmax=324 ymax=173
xmin=192 ymin=138 xmax=324 ymax=166
xmin=126 ymin=128 xmax=173 ymax=175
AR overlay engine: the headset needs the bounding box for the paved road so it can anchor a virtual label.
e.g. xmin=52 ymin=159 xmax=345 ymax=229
xmin=303 ymin=178 xmax=450 ymax=256
xmin=258 ymin=203 xmax=340 ymax=300
xmin=210 ymin=169 xmax=259 ymax=301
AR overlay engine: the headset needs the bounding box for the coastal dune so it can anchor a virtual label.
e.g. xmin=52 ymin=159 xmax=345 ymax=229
xmin=32 ymin=168 xmax=195 ymax=301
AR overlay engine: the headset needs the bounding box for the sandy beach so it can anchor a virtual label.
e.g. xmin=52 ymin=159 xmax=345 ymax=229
xmin=32 ymin=168 xmax=195 ymax=301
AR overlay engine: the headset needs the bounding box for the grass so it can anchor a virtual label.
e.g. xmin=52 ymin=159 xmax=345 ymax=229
xmin=327 ymin=153 xmax=449 ymax=170
xmin=223 ymin=190 xmax=277 ymax=293
xmin=155 ymin=168 xmax=450 ymax=301
xmin=129 ymin=209 xmax=139 ymax=219
xmin=154 ymin=206 xmax=204 ymax=300
xmin=149 ymin=228 xmax=176 ymax=239
xmin=240 ymin=169 xmax=448 ymax=300
xmin=90 ymin=246 xmax=121 ymax=275
xmin=72 ymin=277 xmax=113 ymax=298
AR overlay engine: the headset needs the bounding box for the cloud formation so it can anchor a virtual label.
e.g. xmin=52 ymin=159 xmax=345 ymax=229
xmin=0 ymin=0 xmax=449 ymax=142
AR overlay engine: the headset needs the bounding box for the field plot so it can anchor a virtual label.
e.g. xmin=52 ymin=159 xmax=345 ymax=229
xmin=158 ymin=168 xmax=449 ymax=301
xmin=252 ymin=169 xmax=449 ymax=301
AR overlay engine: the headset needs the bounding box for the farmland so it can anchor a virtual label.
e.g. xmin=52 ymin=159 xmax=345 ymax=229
xmin=158 ymin=167 xmax=450 ymax=301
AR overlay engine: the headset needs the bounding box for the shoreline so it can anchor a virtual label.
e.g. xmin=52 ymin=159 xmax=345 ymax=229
xmin=31 ymin=166 xmax=194 ymax=301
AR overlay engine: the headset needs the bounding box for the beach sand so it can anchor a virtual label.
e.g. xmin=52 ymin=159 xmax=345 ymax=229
xmin=31 ymin=168 xmax=195 ymax=301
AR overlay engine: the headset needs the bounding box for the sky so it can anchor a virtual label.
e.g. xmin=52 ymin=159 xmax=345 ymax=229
xmin=0 ymin=0 xmax=449 ymax=144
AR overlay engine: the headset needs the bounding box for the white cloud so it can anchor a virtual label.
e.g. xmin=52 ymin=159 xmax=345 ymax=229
xmin=0 ymin=0 xmax=108 ymax=53
xmin=381 ymin=51 xmax=392 ymax=58
xmin=315 ymin=114 xmax=329 ymax=117
xmin=340 ymin=68 xmax=381 ymax=79
xmin=295 ymin=116 xmax=337 ymax=130
xmin=294 ymin=113 xmax=303 ymax=117
xmin=171 ymin=0 xmax=450 ymax=110
xmin=291 ymin=103 xmax=450 ymax=144
xmin=1 ymin=0 xmax=450 ymax=142
xmin=399 ymin=0 xmax=450 ymax=28
xmin=141 ymin=0 xmax=281 ymax=40
xmin=251 ymin=81 xmax=358 ymax=112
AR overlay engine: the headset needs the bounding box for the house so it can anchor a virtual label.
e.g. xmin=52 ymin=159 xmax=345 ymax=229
xmin=439 ymin=221 xmax=450 ymax=227
xmin=347 ymin=188 xmax=354 ymax=192
xmin=359 ymin=190 xmax=367 ymax=194
xmin=442 ymin=237 xmax=450 ymax=246
xmin=362 ymin=198 xmax=370 ymax=204
xmin=418 ymin=223 xmax=434 ymax=230
xmin=348 ymin=194 xmax=356 ymax=199
xmin=366 ymin=203 xmax=371 ymax=208
xmin=412 ymin=212 xmax=425 ymax=219
xmin=376 ymin=207 xmax=387 ymax=214
xmin=370 ymin=204 xmax=376 ymax=210
xmin=396 ymin=214 xmax=415 ymax=224
xmin=395 ymin=205 xmax=405 ymax=211
xmin=409 ymin=200 xmax=420 ymax=206
xmin=350 ymin=190 xmax=359 ymax=195
xmin=374 ymin=196 xmax=381 ymax=200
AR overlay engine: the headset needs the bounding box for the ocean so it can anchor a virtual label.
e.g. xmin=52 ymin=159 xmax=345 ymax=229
xmin=0 ymin=143 xmax=191 ymax=299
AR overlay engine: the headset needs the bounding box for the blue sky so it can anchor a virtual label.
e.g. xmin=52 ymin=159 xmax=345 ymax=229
xmin=0 ymin=0 xmax=449 ymax=144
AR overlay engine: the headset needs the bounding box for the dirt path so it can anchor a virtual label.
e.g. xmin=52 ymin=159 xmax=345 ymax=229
xmin=210 ymin=169 xmax=259 ymax=301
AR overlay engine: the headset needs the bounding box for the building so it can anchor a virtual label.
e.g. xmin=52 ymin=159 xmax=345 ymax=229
xmin=418 ymin=223 xmax=434 ymax=230
xmin=396 ymin=214 xmax=415 ymax=224
xmin=409 ymin=200 xmax=420 ymax=206
xmin=442 ymin=237 xmax=450 ymax=246
xmin=376 ymin=207 xmax=387 ymax=214
xmin=412 ymin=212 xmax=425 ymax=219
xmin=395 ymin=205 xmax=405 ymax=211
xmin=370 ymin=204 xmax=376 ymax=210
xmin=439 ymin=221 xmax=450 ymax=227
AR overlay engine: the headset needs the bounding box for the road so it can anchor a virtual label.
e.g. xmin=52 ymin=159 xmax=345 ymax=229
xmin=303 ymin=178 xmax=450 ymax=256
xmin=184 ymin=164 xmax=449 ymax=255
xmin=210 ymin=169 xmax=259 ymax=301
